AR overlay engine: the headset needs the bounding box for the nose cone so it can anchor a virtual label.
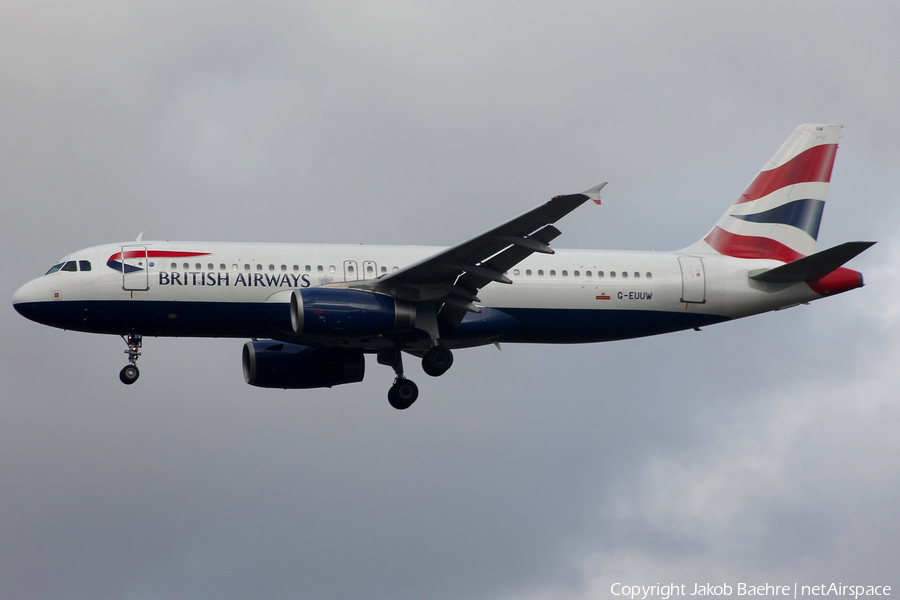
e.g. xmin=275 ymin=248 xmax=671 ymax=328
xmin=12 ymin=279 xmax=44 ymax=322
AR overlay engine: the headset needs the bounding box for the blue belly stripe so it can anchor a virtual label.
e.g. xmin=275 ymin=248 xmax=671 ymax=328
xmin=14 ymin=300 xmax=729 ymax=344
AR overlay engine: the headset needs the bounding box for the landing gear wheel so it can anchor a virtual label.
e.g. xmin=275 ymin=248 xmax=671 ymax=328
xmin=119 ymin=364 xmax=140 ymax=385
xmin=388 ymin=378 xmax=419 ymax=410
xmin=422 ymin=345 xmax=453 ymax=377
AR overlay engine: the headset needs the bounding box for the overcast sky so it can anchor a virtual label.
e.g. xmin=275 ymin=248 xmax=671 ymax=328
xmin=2 ymin=2 xmax=899 ymax=599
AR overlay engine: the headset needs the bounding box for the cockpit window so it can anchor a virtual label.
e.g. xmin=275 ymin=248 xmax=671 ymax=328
xmin=44 ymin=260 xmax=93 ymax=274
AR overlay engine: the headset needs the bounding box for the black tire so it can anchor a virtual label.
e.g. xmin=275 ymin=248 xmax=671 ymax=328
xmin=388 ymin=379 xmax=418 ymax=410
xmin=119 ymin=365 xmax=140 ymax=385
xmin=422 ymin=346 xmax=453 ymax=377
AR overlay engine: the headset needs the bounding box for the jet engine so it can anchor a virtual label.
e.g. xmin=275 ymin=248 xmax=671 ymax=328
xmin=242 ymin=340 xmax=365 ymax=389
xmin=291 ymin=288 xmax=415 ymax=336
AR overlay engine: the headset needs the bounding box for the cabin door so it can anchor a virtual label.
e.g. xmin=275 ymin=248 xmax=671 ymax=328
xmin=678 ymin=256 xmax=706 ymax=304
xmin=121 ymin=245 xmax=150 ymax=291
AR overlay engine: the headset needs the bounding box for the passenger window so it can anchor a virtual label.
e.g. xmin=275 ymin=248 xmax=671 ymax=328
xmin=610 ymin=271 xmax=616 ymax=278
xmin=207 ymin=263 xmax=214 ymax=270
xmin=550 ymin=270 xmax=556 ymax=276
xmin=61 ymin=261 xmax=77 ymax=272
xmin=381 ymin=266 xmax=387 ymax=273
xmin=634 ymin=272 xmax=640 ymax=278
xmin=538 ymin=270 xmax=544 ymax=276
xmin=195 ymin=263 xmax=201 ymax=270
xmin=293 ymin=265 xmax=299 ymax=272
xmin=183 ymin=263 xmax=189 ymax=270
xmin=329 ymin=265 xmax=335 ymax=273
xmin=305 ymin=265 xmax=311 ymax=272
xmin=622 ymin=272 xmax=628 ymax=279
xmin=244 ymin=264 xmax=251 ymax=271
xmin=646 ymin=272 xmax=652 ymax=279
xmin=45 ymin=263 xmax=63 ymax=275
xmin=513 ymin=269 xmax=520 ymax=276
xmin=526 ymin=269 xmax=532 ymax=276
xmin=586 ymin=271 xmax=592 ymax=277
xmin=393 ymin=266 xmax=399 ymax=271
xmin=562 ymin=270 xmax=568 ymax=277
xmin=256 ymin=264 xmax=263 ymax=271
xmin=574 ymin=271 xmax=579 ymax=277
xmin=232 ymin=264 xmax=238 ymax=271
xmin=281 ymin=265 xmax=287 ymax=271
xmin=219 ymin=263 xmax=226 ymax=270
xmin=79 ymin=260 xmax=92 ymax=272
xmin=598 ymin=271 xmax=604 ymax=278
xmin=269 ymin=264 xmax=275 ymax=271
xmin=317 ymin=265 xmax=323 ymax=273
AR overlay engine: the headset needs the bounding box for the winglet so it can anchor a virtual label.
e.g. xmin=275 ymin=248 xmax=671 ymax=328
xmin=582 ymin=182 xmax=607 ymax=205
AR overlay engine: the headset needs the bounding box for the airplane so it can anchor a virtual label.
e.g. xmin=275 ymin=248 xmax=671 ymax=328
xmin=13 ymin=124 xmax=874 ymax=410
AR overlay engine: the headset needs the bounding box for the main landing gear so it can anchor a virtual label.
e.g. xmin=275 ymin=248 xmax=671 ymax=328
xmin=379 ymin=349 xmax=418 ymax=410
xmin=119 ymin=333 xmax=142 ymax=385
xmin=422 ymin=345 xmax=453 ymax=377
xmin=388 ymin=378 xmax=419 ymax=411
xmin=378 ymin=344 xmax=454 ymax=410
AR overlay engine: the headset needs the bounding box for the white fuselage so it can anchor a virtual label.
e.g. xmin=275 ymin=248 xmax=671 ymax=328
xmin=13 ymin=240 xmax=824 ymax=349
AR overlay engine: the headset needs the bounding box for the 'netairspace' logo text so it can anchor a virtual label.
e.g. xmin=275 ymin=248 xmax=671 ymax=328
xmin=610 ymin=583 xmax=891 ymax=599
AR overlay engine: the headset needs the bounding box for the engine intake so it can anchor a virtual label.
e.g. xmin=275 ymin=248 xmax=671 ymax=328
xmin=291 ymin=288 xmax=415 ymax=336
xmin=242 ymin=341 xmax=365 ymax=389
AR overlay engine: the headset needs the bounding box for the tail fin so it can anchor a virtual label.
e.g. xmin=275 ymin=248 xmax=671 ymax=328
xmin=684 ymin=124 xmax=841 ymax=261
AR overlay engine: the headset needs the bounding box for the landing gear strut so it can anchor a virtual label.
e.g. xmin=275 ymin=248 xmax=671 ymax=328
xmin=378 ymin=349 xmax=419 ymax=410
xmin=119 ymin=333 xmax=142 ymax=385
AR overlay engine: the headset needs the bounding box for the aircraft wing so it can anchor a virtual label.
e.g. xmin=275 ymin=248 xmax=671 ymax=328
xmin=359 ymin=183 xmax=606 ymax=325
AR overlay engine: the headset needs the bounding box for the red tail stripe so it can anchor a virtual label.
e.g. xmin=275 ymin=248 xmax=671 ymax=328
xmin=735 ymin=144 xmax=837 ymax=205
xmin=704 ymin=227 xmax=805 ymax=262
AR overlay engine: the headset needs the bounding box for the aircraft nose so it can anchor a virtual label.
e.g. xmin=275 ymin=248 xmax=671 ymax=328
xmin=12 ymin=279 xmax=43 ymax=320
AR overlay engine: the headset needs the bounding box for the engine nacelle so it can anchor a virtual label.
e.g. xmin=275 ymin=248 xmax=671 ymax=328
xmin=242 ymin=341 xmax=365 ymax=389
xmin=291 ymin=288 xmax=415 ymax=336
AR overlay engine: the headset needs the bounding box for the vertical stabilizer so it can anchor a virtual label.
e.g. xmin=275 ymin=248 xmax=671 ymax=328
xmin=683 ymin=124 xmax=841 ymax=261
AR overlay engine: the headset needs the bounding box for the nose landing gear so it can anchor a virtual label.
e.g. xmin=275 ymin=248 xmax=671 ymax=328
xmin=119 ymin=364 xmax=139 ymax=385
xmin=119 ymin=333 xmax=142 ymax=385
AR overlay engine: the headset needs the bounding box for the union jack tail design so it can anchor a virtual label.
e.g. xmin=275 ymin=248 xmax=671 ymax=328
xmin=686 ymin=124 xmax=841 ymax=261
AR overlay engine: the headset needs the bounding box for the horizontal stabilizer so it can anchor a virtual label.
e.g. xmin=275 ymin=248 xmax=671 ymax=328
xmin=749 ymin=241 xmax=876 ymax=283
